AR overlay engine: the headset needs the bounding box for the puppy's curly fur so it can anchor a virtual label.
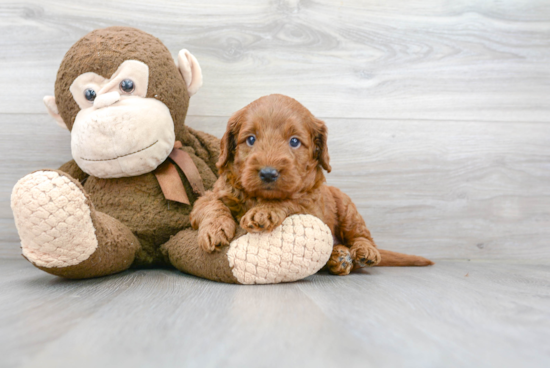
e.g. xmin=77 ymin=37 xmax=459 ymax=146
xmin=191 ymin=94 xmax=433 ymax=275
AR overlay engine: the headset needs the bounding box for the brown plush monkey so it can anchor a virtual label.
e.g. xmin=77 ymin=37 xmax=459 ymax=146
xmin=11 ymin=27 xmax=333 ymax=284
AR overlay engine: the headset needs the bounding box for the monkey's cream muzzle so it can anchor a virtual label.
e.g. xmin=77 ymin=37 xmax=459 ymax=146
xmin=71 ymin=97 xmax=175 ymax=178
xmin=68 ymin=60 xmax=175 ymax=178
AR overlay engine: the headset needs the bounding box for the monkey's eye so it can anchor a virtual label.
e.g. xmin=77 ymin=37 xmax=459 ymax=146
xmin=246 ymin=135 xmax=256 ymax=147
xmin=119 ymin=79 xmax=135 ymax=93
xmin=84 ymin=89 xmax=96 ymax=102
xmin=289 ymin=137 xmax=301 ymax=148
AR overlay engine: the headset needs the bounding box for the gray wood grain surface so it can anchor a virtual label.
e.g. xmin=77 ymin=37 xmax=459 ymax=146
xmin=1 ymin=0 xmax=549 ymax=260
xmin=1 ymin=0 xmax=550 ymax=121
xmin=1 ymin=1 xmax=549 ymax=366
xmin=1 ymin=258 xmax=549 ymax=368
xmin=1 ymin=0 xmax=549 ymax=261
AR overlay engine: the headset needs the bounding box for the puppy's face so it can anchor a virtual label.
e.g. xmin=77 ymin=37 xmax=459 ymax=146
xmin=217 ymin=94 xmax=331 ymax=199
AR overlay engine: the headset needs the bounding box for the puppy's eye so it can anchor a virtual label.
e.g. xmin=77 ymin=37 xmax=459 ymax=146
xmin=120 ymin=79 xmax=135 ymax=93
xmin=84 ymin=89 xmax=96 ymax=102
xmin=289 ymin=137 xmax=301 ymax=148
xmin=246 ymin=135 xmax=256 ymax=147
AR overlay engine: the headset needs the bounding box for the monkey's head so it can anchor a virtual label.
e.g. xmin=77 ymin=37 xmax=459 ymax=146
xmin=44 ymin=27 xmax=203 ymax=178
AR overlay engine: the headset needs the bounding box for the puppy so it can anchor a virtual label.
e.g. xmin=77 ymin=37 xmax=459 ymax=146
xmin=190 ymin=94 xmax=433 ymax=275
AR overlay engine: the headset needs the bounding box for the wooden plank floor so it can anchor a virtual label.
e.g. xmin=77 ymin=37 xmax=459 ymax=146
xmin=1 ymin=258 xmax=549 ymax=368
xmin=1 ymin=1 xmax=550 ymax=367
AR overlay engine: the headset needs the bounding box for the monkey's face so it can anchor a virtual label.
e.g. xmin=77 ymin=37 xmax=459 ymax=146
xmin=69 ymin=60 xmax=175 ymax=178
xmin=44 ymin=27 xmax=204 ymax=179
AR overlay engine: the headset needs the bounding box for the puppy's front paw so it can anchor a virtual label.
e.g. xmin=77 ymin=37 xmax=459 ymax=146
xmin=351 ymin=243 xmax=381 ymax=268
xmin=326 ymin=245 xmax=353 ymax=275
xmin=198 ymin=217 xmax=236 ymax=253
xmin=240 ymin=207 xmax=285 ymax=233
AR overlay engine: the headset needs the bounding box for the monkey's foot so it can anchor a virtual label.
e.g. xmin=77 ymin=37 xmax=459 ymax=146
xmin=11 ymin=170 xmax=98 ymax=268
xmin=227 ymin=214 xmax=333 ymax=284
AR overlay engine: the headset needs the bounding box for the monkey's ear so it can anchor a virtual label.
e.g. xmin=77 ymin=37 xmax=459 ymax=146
xmin=216 ymin=109 xmax=244 ymax=171
xmin=313 ymin=118 xmax=331 ymax=173
xmin=177 ymin=49 xmax=203 ymax=97
xmin=43 ymin=96 xmax=69 ymax=130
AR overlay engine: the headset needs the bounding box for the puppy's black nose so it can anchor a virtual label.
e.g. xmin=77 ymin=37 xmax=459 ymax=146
xmin=259 ymin=167 xmax=279 ymax=183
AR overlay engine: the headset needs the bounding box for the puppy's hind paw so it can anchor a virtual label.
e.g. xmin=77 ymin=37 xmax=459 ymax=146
xmin=326 ymin=245 xmax=353 ymax=276
xmin=351 ymin=244 xmax=381 ymax=268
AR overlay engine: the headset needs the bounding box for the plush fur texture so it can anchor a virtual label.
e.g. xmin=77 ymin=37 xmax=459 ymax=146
xmin=51 ymin=28 xmax=220 ymax=270
xmin=11 ymin=27 xmax=333 ymax=284
xmin=191 ymin=94 xmax=433 ymax=274
xmin=55 ymin=27 xmax=189 ymax=142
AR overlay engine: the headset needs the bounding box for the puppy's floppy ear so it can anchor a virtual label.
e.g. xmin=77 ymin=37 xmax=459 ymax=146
xmin=216 ymin=108 xmax=245 ymax=170
xmin=312 ymin=118 xmax=332 ymax=173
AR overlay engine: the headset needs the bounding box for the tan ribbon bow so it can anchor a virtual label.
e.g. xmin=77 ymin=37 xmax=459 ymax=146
xmin=153 ymin=141 xmax=205 ymax=204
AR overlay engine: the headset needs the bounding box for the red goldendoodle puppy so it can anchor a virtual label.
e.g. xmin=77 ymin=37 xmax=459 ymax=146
xmin=190 ymin=94 xmax=433 ymax=275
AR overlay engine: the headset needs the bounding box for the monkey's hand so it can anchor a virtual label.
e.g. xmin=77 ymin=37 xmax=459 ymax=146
xmin=197 ymin=217 xmax=236 ymax=253
xmin=240 ymin=206 xmax=286 ymax=233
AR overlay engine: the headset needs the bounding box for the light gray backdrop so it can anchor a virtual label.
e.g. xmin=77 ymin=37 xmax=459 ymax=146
xmin=2 ymin=0 xmax=549 ymax=261
xmin=1 ymin=2 xmax=550 ymax=368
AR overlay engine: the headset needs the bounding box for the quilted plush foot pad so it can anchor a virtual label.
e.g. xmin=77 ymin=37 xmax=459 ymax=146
xmin=11 ymin=171 xmax=98 ymax=268
xmin=227 ymin=214 xmax=333 ymax=284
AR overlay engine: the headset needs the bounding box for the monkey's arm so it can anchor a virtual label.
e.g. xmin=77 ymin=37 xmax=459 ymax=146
xmin=58 ymin=160 xmax=89 ymax=183
xmin=185 ymin=127 xmax=220 ymax=175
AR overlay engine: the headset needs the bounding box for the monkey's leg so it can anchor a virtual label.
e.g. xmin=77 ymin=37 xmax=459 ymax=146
xmin=11 ymin=170 xmax=139 ymax=279
xmin=162 ymin=214 xmax=334 ymax=284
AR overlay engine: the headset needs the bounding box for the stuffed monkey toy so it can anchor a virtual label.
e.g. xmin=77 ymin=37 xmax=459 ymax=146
xmin=10 ymin=27 xmax=332 ymax=284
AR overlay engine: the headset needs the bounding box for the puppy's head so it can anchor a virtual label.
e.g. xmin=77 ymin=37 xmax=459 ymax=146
xmin=217 ymin=94 xmax=331 ymax=199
